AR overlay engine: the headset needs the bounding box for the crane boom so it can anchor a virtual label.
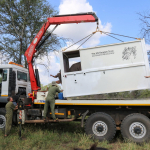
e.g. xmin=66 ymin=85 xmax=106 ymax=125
xmin=25 ymin=12 xmax=98 ymax=91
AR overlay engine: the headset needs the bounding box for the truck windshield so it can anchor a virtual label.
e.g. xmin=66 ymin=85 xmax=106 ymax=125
xmin=17 ymin=71 xmax=27 ymax=82
xmin=0 ymin=69 xmax=7 ymax=83
xmin=2 ymin=70 xmax=7 ymax=81
xmin=0 ymin=69 xmax=7 ymax=95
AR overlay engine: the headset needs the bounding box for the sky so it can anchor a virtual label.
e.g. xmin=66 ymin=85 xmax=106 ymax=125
xmin=37 ymin=0 xmax=150 ymax=86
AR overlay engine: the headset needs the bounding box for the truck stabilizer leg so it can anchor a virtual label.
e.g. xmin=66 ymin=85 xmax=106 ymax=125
xmin=18 ymin=115 xmax=22 ymax=140
xmin=18 ymin=99 xmax=24 ymax=140
xmin=19 ymin=123 xmax=22 ymax=140
xmin=81 ymin=110 xmax=89 ymax=127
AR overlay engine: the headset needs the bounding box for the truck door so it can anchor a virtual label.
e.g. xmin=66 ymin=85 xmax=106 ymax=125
xmin=1 ymin=69 xmax=9 ymax=96
xmin=27 ymin=73 xmax=31 ymax=94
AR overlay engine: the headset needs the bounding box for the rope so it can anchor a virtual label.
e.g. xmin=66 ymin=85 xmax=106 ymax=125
xmin=77 ymin=33 xmax=95 ymax=49
xmin=62 ymin=32 xmax=94 ymax=51
xmin=101 ymin=31 xmax=141 ymax=40
xmin=102 ymin=32 xmax=124 ymax=42
xmin=62 ymin=25 xmax=141 ymax=52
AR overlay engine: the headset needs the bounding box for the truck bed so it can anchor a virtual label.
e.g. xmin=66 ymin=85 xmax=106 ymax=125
xmin=34 ymin=99 xmax=150 ymax=106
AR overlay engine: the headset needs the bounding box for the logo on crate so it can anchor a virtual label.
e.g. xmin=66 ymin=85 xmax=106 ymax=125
xmin=39 ymin=100 xmax=45 ymax=103
xmin=122 ymin=47 xmax=136 ymax=60
xmin=91 ymin=50 xmax=114 ymax=57
xmin=36 ymin=100 xmax=45 ymax=103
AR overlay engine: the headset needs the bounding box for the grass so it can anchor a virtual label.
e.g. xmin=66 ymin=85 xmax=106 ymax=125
xmin=1 ymin=122 xmax=150 ymax=150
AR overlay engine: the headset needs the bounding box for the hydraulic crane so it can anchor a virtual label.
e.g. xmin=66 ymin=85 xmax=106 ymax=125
xmin=25 ymin=12 xmax=98 ymax=101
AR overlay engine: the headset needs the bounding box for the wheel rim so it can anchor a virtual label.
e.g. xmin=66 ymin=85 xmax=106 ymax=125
xmin=129 ymin=122 xmax=146 ymax=139
xmin=92 ymin=121 xmax=108 ymax=136
xmin=0 ymin=115 xmax=6 ymax=128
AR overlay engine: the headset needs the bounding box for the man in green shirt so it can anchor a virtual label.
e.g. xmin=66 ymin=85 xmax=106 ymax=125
xmin=5 ymin=97 xmax=18 ymax=137
xmin=44 ymin=81 xmax=63 ymax=121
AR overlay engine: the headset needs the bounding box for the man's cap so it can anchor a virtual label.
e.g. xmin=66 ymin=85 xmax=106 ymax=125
xmin=52 ymin=81 xmax=56 ymax=85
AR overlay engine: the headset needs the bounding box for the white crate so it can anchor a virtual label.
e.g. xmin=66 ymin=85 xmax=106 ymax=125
xmin=59 ymin=39 xmax=150 ymax=97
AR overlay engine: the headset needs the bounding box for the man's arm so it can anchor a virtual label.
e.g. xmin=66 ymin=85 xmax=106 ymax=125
xmin=145 ymin=76 xmax=150 ymax=78
xmin=51 ymin=72 xmax=61 ymax=79
xmin=56 ymin=87 xmax=63 ymax=93
xmin=56 ymin=80 xmax=61 ymax=84
xmin=14 ymin=105 xmax=18 ymax=110
xmin=56 ymin=87 xmax=61 ymax=93
xmin=50 ymin=74 xmax=57 ymax=78
xmin=10 ymin=103 xmax=17 ymax=110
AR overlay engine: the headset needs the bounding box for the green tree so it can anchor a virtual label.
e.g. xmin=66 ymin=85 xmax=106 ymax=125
xmin=0 ymin=0 xmax=66 ymax=67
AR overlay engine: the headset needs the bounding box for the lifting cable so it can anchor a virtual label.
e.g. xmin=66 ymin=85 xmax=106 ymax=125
xmin=62 ymin=24 xmax=141 ymax=52
xmin=102 ymin=32 xmax=124 ymax=42
xmin=102 ymin=31 xmax=141 ymax=40
xmin=77 ymin=33 xmax=95 ymax=49
xmin=62 ymin=32 xmax=95 ymax=51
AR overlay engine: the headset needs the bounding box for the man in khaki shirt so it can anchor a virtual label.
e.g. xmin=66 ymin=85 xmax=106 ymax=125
xmin=44 ymin=81 xmax=63 ymax=121
xmin=5 ymin=97 xmax=18 ymax=137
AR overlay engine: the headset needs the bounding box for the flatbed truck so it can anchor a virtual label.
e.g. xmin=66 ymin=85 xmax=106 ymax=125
xmin=1 ymin=12 xmax=150 ymax=144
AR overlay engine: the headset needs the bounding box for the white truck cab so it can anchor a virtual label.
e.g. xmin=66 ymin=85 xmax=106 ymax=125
xmin=0 ymin=62 xmax=31 ymax=129
xmin=0 ymin=62 xmax=31 ymax=104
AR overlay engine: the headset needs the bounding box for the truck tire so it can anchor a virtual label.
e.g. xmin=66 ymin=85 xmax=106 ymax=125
xmin=0 ymin=108 xmax=6 ymax=130
xmin=121 ymin=113 xmax=150 ymax=143
xmin=85 ymin=112 xmax=116 ymax=141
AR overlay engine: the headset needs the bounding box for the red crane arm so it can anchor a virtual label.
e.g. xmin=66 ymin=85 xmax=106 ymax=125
xmin=25 ymin=12 xmax=98 ymax=91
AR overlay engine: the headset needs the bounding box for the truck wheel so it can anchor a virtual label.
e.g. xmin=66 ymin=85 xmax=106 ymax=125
xmin=121 ymin=113 xmax=150 ymax=143
xmin=85 ymin=112 xmax=116 ymax=141
xmin=0 ymin=108 xmax=6 ymax=130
